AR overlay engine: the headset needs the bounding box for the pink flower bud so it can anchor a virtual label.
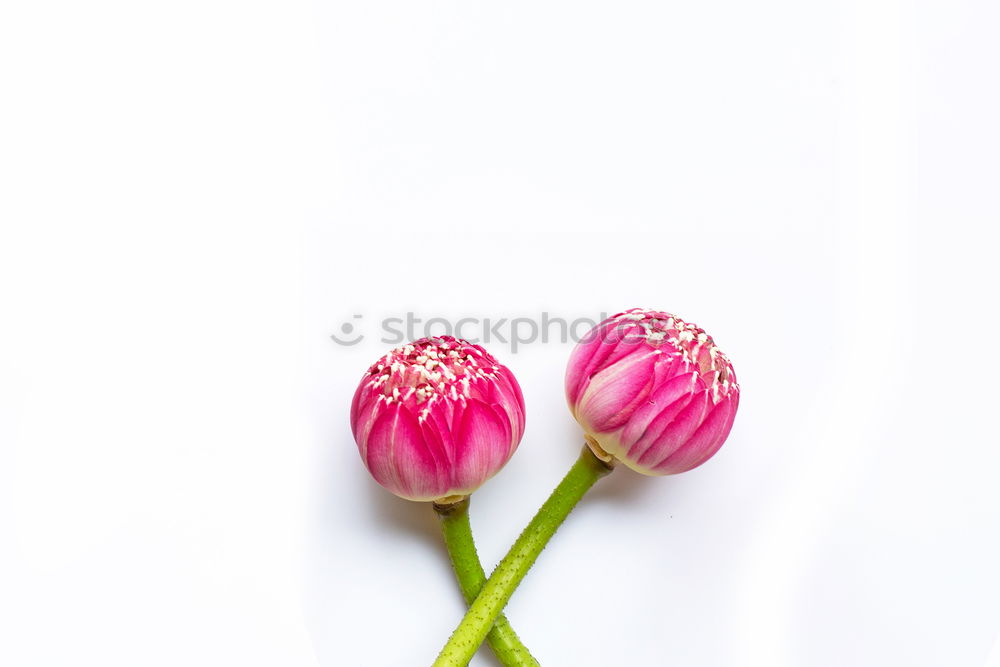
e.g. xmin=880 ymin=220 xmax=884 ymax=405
xmin=351 ymin=336 xmax=526 ymax=501
xmin=565 ymin=309 xmax=740 ymax=476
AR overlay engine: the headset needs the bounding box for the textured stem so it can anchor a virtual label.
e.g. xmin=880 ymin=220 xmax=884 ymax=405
xmin=434 ymin=498 xmax=540 ymax=667
xmin=432 ymin=446 xmax=613 ymax=667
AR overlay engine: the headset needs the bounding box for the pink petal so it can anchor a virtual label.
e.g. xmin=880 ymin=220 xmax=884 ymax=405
xmin=350 ymin=380 xmax=375 ymax=437
xmin=566 ymin=322 xmax=648 ymax=405
xmin=635 ymin=390 xmax=710 ymax=469
xmin=565 ymin=336 xmax=603 ymax=405
xmin=365 ymin=402 xmax=442 ymax=500
xmin=576 ymin=349 xmax=658 ymax=432
xmin=419 ymin=414 xmax=454 ymax=472
xmin=352 ymin=395 xmax=386 ymax=459
xmin=619 ymin=371 xmax=699 ymax=453
xmin=653 ymin=394 xmax=737 ymax=474
xmin=491 ymin=368 xmax=526 ymax=438
xmin=453 ymin=398 xmax=509 ymax=491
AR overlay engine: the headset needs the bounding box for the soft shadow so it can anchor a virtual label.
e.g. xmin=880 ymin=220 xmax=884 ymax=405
xmin=321 ymin=429 xmax=443 ymax=549
xmin=324 ymin=421 xmax=502 ymax=662
xmin=362 ymin=481 xmax=507 ymax=667
xmin=585 ymin=463 xmax=662 ymax=505
xmin=363 ymin=480 xmax=443 ymax=549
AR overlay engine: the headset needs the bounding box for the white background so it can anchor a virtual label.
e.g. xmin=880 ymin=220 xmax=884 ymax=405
xmin=2 ymin=1 xmax=999 ymax=665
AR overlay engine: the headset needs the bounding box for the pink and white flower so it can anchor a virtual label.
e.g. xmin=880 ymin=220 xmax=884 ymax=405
xmin=565 ymin=308 xmax=739 ymax=475
xmin=351 ymin=336 xmax=526 ymax=501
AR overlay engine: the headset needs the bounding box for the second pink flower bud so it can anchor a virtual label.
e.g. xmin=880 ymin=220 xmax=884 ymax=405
xmin=565 ymin=308 xmax=740 ymax=475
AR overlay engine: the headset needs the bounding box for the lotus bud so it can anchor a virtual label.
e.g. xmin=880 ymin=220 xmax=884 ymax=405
xmin=565 ymin=308 xmax=739 ymax=475
xmin=351 ymin=336 xmax=526 ymax=502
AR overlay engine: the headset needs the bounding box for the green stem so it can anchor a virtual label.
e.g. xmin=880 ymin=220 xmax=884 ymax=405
xmin=434 ymin=497 xmax=540 ymax=667
xmin=432 ymin=445 xmax=614 ymax=667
